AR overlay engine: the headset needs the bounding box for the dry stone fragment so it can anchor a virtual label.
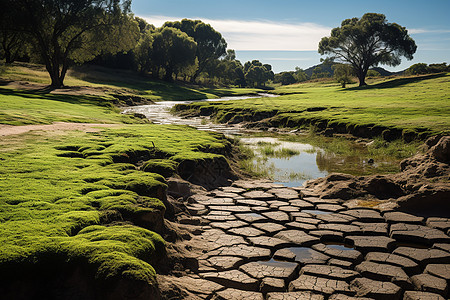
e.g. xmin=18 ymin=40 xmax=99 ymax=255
xmin=278 ymin=205 xmax=300 ymax=213
xmin=328 ymin=258 xmax=353 ymax=268
xmin=383 ymin=211 xmax=424 ymax=224
xmin=286 ymin=221 xmax=317 ymax=231
xmin=215 ymin=288 xmax=263 ymax=300
xmin=273 ymin=247 xmax=329 ymax=265
xmin=341 ymin=209 xmax=384 ymax=222
xmin=345 ymin=235 xmax=396 ymax=252
xmin=393 ymin=247 xmax=450 ymax=266
xmin=390 ymin=223 xmax=450 ymax=245
xmin=274 ymin=230 xmax=319 ymax=246
xmin=209 ymin=220 xmax=248 ymax=230
xmin=411 ymin=274 xmax=448 ymax=296
xmin=316 ymin=204 xmax=346 ymax=212
xmin=201 ymin=270 xmax=259 ymax=291
xmin=309 ymin=230 xmax=344 ymax=241
xmin=199 ymin=197 xmax=235 ymax=206
xmin=300 ymin=264 xmax=359 ymax=281
xmin=248 ymin=236 xmax=294 ymax=249
xmin=425 ymin=264 xmax=450 ymax=280
xmin=262 ymin=211 xmax=291 ymax=223
xmin=267 ymin=188 xmax=300 ymax=200
xmin=403 ymin=291 xmax=445 ymax=300
xmin=260 ymin=277 xmax=285 ymax=293
xmin=350 ymin=277 xmax=402 ymax=300
xmin=289 ymin=274 xmax=351 ymax=295
xmin=211 ymin=205 xmax=252 ymax=213
xmin=364 ymin=252 xmax=420 ymax=275
xmin=203 ymin=214 xmax=236 ymax=221
xmin=352 ymin=222 xmax=388 ymax=235
xmin=426 ymin=217 xmax=450 ymax=231
xmin=318 ymin=223 xmax=361 ymax=235
xmin=312 ymin=243 xmax=363 ymax=263
xmin=328 ymin=294 xmax=374 ymax=300
xmin=206 ymin=256 xmax=244 ymax=270
xmin=289 ymin=199 xmax=315 ymax=209
xmin=315 ymin=213 xmax=356 ymax=224
xmin=243 ymin=190 xmax=275 ymax=200
xmin=239 ymin=260 xmax=298 ymax=280
xmin=433 ymin=243 xmax=450 ymax=253
xmin=267 ymin=291 xmax=324 ymax=300
xmin=252 ymin=222 xmax=285 ymax=234
xmin=228 ymin=226 xmax=265 ymax=237
xmin=157 ymin=275 xmax=224 ymax=296
xmin=268 ymin=200 xmax=290 ymax=208
xmin=236 ymin=199 xmax=269 ymax=207
xmin=294 ymin=216 xmax=322 ymax=225
xmin=206 ymin=244 xmax=271 ymax=260
xmin=355 ymin=261 xmax=412 ymax=289
xmin=235 ymin=213 xmax=268 ymax=223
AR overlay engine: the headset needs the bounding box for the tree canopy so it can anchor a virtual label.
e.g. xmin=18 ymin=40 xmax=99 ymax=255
xmin=2 ymin=0 xmax=139 ymax=88
xmin=318 ymin=13 xmax=416 ymax=86
xmin=163 ymin=19 xmax=227 ymax=82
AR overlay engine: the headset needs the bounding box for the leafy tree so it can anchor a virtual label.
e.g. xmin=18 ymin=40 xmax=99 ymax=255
xmin=276 ymin=72 xmax=297 ymax=85
xmin=318 ymin=13 xmax=416 ymax=86
xmin=406 ymin=63 xmax=429 ymax=75
xmin=428 ymin=63 xmax=448 ymax=73
xmin=150 ymin=27 xmax=197 ymax=81
xmin=163 ymin=19 xmax=227 ymax=82
xmin=3 ymin=0 xmax=139 ymax=88
xmin=332 ymin=64 xmax=354 ymax=88
xmin=294 ymin=67 xmax=308 ymax=82
xmin=311 ymin=66 xmax=331 ymax=79
xmin=244 ymin=60 xmax=274 ymax=87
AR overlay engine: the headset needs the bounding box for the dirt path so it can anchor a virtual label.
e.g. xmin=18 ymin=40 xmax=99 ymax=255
xmin=0 ymin=122 xmax=119 ymax=137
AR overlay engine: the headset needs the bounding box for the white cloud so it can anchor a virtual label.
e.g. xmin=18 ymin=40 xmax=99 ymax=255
xmin=409 ymin=28 xmax=450 ymax=34
xmin=140 ymin=15 xmax=331 ymax=51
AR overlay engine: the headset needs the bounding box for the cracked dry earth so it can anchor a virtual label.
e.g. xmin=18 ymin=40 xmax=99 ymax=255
xmin=159 ymin=180 xmax=450 ymax=300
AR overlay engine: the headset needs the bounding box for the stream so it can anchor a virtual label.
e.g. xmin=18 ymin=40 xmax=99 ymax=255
xmin=122 ymin=94 xmax=397 ymax=187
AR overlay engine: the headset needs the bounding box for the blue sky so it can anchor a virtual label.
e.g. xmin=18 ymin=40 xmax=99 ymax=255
xmin=132 ymin=0 xmax=450 ymax=73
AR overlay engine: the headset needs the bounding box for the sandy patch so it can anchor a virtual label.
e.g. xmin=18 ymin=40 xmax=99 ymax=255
xmin=0 ymin=122 xmax=119 ymax=137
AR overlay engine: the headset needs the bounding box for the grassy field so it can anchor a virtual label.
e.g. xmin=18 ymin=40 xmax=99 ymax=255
xmin=1 ymin=62 xmax=261 ymax=101
xmin=177 ymin=73 xmax=450 ymax=139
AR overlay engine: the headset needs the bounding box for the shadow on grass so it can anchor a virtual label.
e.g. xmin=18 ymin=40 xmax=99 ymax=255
xmin=0 ymin=87 xmax=112 ymax=106
xmin=343 ymin=73 xmax=447 ymax=91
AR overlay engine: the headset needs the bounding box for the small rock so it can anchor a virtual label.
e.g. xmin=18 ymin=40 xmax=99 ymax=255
xmin=267 ymin=291 xmax=324 ymax=300
xmin=215 ymin=288 xmax=263 ymax=300
xmin=411 ymin=273 xmax=448 ymax=296
xmin=424 ymin=264 xmax=450 ymax=280
xmin=260 ymin=277 xmax=285 ymax=293
xmin=289 ymin=274 xmax=351 ymax=295
xmin=350 ymin=277 xmax=402 ymax=300
xmin=403 ymin=291 xmax=445 ymax=300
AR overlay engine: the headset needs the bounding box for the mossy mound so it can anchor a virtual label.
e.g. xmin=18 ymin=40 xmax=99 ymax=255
xmin=0 ymin=124 xmax=233 ymax=298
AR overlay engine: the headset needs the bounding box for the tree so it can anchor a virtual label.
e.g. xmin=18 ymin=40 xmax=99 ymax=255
xmin=244 ymin=60 xmax=274 ymax=87
xmin=294 ymin=67 xmax=308 ymax=82
xmin=3 ymin=0 xmax=139 ymax=88
xmin=332 ymin=64 xmax=354 ymax=88
xmin=276 ymin=72 xmax=297 ymax=85
xmin=163 ymin=19 xmax=227 ymax=82
xmin=318 ymin=13 xmax=416 ymax=86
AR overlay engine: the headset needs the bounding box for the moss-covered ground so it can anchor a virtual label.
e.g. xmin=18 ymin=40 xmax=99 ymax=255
xmin=0 ymin=62 xmax=235 ymax=292
xmin=176 ymin=73 xmax=450 ymax=139
xmin=0 ymin=124 xmax=231 ymax=288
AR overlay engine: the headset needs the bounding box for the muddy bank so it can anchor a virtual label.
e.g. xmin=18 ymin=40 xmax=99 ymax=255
xmin=173 ymin=103 xmax=436 ymax=142
xmin=304 ymin=135 xmax=450 ymax=216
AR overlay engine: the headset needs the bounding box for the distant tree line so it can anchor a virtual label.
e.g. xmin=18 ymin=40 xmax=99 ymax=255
xmin=405 ymin=63 xmax=449 ymax=75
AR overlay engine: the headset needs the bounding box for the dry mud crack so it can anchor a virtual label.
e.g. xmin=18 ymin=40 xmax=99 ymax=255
xmin=159 ymin=180 xmax=450 ymax=300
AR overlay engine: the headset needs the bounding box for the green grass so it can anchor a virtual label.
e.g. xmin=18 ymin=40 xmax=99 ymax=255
xmin=0 ymin=88 xmax=144 ymax=125
xmin=178 ymin=73 xmax=450 ymax=139
xmin=1 ymin=62 xmax=262 ymax=102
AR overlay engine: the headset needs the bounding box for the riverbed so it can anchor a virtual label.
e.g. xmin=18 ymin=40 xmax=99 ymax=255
xmin=122 ymin=94 xmax=398 ymax=186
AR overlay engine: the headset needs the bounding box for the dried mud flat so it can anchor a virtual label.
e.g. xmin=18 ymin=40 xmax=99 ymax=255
xmin=160 ymin=180 xmax=450 ymax=300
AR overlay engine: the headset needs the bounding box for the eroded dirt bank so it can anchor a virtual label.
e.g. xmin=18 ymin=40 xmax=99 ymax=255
xmin=156 ymin=136 xmax=450 ymax=299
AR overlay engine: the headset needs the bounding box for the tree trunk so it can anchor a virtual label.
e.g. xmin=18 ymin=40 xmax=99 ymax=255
xmin=357 ymin=69 xmax=367 ymax=87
